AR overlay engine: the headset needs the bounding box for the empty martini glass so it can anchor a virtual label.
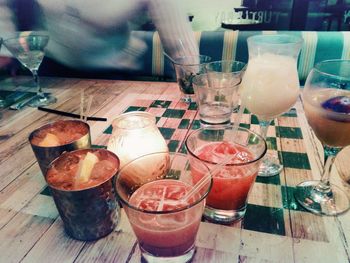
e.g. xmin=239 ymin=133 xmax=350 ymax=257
xmin=3 ymin=32 xmax=56 ymax=107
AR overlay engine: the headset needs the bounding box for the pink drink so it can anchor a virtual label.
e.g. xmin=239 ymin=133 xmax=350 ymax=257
xmin=193 ymin=142 xmax=257 ymax=210
xmin=31 ymin=120 xmax=89 ymax=147
xmin=304 ymin=89 xmax=350 ymax=147
xmin=127 ymin=180 xmax=203 ymax=257
xmin=47 ymin=149 xmax=119 ymax=191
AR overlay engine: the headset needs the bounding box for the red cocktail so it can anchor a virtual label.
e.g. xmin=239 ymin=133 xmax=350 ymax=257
xmin=186 ymin=126 xmax=267 ymax=223
xmin=193 ymin=142 xmax=257 ymax=210
xmin=115 ymin=152 xmax=211 ymax=263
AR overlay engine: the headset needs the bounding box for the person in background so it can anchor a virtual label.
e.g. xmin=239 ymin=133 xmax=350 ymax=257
xmin=0 ymin=0 xmax=198 ymax=77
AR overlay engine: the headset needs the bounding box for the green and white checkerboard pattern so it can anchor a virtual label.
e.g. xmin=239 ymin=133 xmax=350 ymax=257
xmin=40 ymin=98 xmax=322 ymax=240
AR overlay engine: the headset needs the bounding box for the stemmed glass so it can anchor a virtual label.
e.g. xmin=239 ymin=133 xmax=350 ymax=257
xmin=240 ymin=34 xmax=303 ymax=177
xmin=294 ymin=59 xmax=350 ymax=216
xmin=3 ymin=32 xmax=56 ymax=107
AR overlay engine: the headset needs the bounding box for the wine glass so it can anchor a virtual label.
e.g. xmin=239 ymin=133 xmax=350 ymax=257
xmin=294 ymin=59 xmax=350 ymax=216
xmin=3 ymin=32 xmax=56 ymax=107
xmin=240 ymin=34 xmax=302 ymax=177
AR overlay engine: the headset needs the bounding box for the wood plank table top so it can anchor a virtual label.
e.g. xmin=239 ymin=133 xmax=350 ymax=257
xmin=0 ymin=77 xmax=349 ymax=263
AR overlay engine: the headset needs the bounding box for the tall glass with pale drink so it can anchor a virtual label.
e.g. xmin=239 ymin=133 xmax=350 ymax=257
xmin=240 ymin=34 xmax=302 ymax=177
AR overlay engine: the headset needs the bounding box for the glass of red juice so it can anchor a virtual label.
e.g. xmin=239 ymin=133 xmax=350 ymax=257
xmin=185 ymin=125 xmax=267 ymax=224
xmin=114 ymin=152 xmax=212 ymax=263
xmin=46 ymin=148 xmax=120 ymax=241
xmin=29 ymin=119 xmax=91 ymax=176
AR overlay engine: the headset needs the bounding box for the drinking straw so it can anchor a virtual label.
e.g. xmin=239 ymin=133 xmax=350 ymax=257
xmin=182 ymin=152 xmax=239 ymax=203
xmin=163 ymin=52 xmax=176 ymax=63
xmin=80 ymin=89 xmax=84 ymax=120
xmin=84 ymin=95 xmax=93 ymax=122
xmin=37 ymin=107 xmax=107 ymax=121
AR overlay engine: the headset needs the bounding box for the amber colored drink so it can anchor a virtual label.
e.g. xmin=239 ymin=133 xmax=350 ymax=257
xmin=127 ymin=180 xmax=203 ymax=257
xmin=45 ymin=148 xmax=120 ymax=240
xmin=193 ymin=142 xmax=257 ymax=210
xmin=303 ymin=89 xmax=350 ymax=147
xmin=47 ymin=149 xmax=119 ymax=191
xmin=31 ymin=120 xmax=89 ymax=147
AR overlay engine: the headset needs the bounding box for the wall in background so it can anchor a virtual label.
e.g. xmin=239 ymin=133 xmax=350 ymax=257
xmin=178 ymin=0 xmax=241 ymax=31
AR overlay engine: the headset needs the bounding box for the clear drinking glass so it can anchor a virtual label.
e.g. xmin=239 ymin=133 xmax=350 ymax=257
xmin=185 ymin=125 xmax=267 ymax=224
xmin=240 ymin=34 xmax=303 ymax=177
xmin=294 ymin=59 xmax=350 ymax=216
xmin=205 ymin=60 xmax=246 ymax=110
xmin=115 ymin=152 xmax=212 ymax=263
xmin=192 ymin=73 xmax=241 ymax=126
xmin=3 ymin=32 xmax=56 ymax=107
xmin=172 ymin=55 xmax=211 ymax=103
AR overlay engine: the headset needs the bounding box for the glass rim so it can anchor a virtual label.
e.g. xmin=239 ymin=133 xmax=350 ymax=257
xmin=29 ymin=119 xmax=90 ymax=148
xmin=45 ymin=148 xmax=120 ymax=192
xmin=192 ymin=73 xmax=242 ymax=88
xmin=111 ymin=111 xmax=156 ymax=130
xmin=3 ymin=32 xmax=49 ymax=44
xmin=114 ymin=151 xmax=213 ymax=214
xmin=172 ymin=55 xmax=212 ymax=66
xmin=205 ymin=60 xmax=247 ymax=74
xmin=247 ymin=34 xmax=303 ymax=46
xmin=185 ymin=126 xmax=267 ymax=167
xmin=313 ymin=59 xmax=350 ymax=81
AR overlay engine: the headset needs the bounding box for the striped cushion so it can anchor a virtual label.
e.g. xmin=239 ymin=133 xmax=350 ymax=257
xmin=134 ymin=30 xmax=350 ymax=82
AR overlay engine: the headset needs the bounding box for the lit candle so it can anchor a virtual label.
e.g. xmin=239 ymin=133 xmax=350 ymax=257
xmin=107 ymin=112 xmax=170 ymax=187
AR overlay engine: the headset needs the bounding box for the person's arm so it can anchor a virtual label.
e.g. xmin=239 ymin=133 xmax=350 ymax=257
xmin=146 ymin=0 xmax=199 ymax=59
xmin=0 ymin=0 xmax=18 ymax=73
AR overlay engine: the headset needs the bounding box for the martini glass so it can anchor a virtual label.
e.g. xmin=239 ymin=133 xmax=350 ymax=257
xmin=240 ymin=34 xmax=302 ymax=177
xmin=3 ymin=33 xmax=56 ymax=107
xmin=294 ymin=59 xmax=350 ymax=216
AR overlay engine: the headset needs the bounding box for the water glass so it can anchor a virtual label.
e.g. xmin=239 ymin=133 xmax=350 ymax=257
xmin=192 ymin=73 xmax=241 ymax=126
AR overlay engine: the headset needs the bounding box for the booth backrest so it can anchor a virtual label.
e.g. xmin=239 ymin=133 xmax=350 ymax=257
xmin=133 ymin=30 xmax=350 ymax=82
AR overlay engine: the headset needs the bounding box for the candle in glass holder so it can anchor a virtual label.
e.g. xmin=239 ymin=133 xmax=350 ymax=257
xmin=107 ymin=112 xmax=170 ymax=188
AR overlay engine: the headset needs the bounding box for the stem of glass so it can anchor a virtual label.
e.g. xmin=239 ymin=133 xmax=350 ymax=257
xmin=32 ymin=69 xmax=42 ymax=96
xmin=259 ymin=119 xmax=271 ymax=139
xmin=315 ymin=145 xmax=341 ymax=194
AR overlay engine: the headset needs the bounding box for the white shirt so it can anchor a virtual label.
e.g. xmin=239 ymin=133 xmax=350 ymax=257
xmin=0 ymin=0 xmax=198 ymax=71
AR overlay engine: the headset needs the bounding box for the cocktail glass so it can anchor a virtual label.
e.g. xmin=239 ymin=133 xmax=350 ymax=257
xmin=3 ymin=32 xmax=56 ymax=107
xmin=172 ymin=55 xmax=211 ymax=103
xmin=29 ymin=119 xmax=91 ymax=176
xmin=205 ymin=60 xmax=246 ymax=112
xmin=46 ymin=148 xmax=120 ymax=240
xmin=240 ymin=34 xmax=302 ymax=177
xmin=185 ymin=125 xmax=267 ymax=224
xmin=114 ymin=152 xmax=212 ymax=263
xmin=294 ymin=59 xmax=350 ymax=216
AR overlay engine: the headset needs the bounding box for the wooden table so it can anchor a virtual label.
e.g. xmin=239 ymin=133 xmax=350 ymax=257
xmin=0 ymin=77 xmax=350 ymax=263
